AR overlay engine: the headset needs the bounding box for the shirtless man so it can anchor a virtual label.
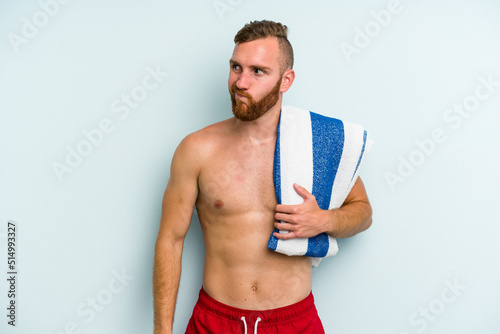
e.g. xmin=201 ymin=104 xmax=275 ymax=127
xmin=153 ymin=20 xmax=372 ymax=333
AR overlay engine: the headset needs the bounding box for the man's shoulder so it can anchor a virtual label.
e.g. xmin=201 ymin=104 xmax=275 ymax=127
xmin=175 ymin=118 xmax=233 ymax=158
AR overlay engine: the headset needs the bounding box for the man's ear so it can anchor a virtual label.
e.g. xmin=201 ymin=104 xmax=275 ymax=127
xmin=280 ymin=69 xmax=295 ymax=93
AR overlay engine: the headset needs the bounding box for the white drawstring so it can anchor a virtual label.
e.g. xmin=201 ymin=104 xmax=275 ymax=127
xmin=241 ymin=316 xmax=248 ymax=333
xmin=240 ymin=316 xmax=262 ymax=334
xmin=254 ymin=317 xmax=261 ymax=334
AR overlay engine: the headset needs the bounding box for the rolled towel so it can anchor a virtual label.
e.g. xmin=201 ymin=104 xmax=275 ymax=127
xmin=267 ymin=105 xmax=373 ymax=266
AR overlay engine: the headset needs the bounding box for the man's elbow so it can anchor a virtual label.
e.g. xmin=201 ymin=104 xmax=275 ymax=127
xmin=361 ymin=204 xmax=373 ymax=232
xmin=154 ymin=233 xmax=185 ymax=256
xmin=362 ymin=216 xmax=372 ymax=232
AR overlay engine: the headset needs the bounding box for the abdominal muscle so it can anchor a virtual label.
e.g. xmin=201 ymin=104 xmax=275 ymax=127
xmin=198 ymin=207 xmax=313 ymax=310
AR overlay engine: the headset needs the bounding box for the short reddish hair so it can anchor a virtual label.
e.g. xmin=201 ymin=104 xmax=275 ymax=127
xmin=234 ymin=20 xmax=294 ymax=73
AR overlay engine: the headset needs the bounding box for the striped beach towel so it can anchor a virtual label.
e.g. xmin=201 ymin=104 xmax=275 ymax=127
xmin=267 ymin=105 xmax=372 ymax=266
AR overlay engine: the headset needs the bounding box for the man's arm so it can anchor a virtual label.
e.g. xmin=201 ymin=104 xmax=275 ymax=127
xmin=273 ymin=177 xmax=372 ymax=239
xmin=153 ymin=136 xmax=200 ymax=334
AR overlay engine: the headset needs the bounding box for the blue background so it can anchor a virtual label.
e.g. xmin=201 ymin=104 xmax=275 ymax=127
xmin=1 ymin=0 xmax=500 ymax=333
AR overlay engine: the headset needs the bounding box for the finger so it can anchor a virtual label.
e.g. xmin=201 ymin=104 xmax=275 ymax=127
xmin=274 ymin=221 xmax=295 ymax=231
xmin=293 ymin=183 xmax=312 ymax=200
xmin=273 ymin=230 xmax=298 ymax=240
xmin=274 ymin=213 xmax=297 ymax=223
xmin=275 ymin=204 xmax=297 ymax=214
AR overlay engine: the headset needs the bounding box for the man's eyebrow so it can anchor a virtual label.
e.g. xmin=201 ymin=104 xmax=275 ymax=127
xmin=229 ymin=59 xmax=271 ymax=72
xmin=250 ymin=65 xmax=272 ymax=72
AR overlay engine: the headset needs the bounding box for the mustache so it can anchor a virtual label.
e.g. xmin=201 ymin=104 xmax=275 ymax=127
xmin=230 ymin=83 xmax=252 ymax=99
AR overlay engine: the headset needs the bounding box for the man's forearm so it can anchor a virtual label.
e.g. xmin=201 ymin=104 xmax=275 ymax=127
xmin=326 ymin=200 xmax=372 ymax=238
xmin=153 ymin=241 xmax=183 ymax=334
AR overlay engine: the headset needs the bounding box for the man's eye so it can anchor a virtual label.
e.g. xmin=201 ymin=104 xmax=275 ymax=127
xmin=254 ymin=69 xmax=264 ymax=75
xmin=232 ymin=65 xmax=241 ymax=71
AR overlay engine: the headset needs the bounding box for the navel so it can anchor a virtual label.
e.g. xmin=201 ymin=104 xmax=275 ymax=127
xmin=214 ymin=199 xmax=224 ymax=209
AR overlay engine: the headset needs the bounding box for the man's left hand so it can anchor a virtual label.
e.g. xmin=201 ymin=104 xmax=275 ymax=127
xmin=273 ymin=183 xmax=333 ymax=240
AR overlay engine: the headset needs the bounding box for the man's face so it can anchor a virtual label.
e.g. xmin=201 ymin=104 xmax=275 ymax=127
xmin=230 ymin=77 xmax=282 ymax=122
xmin=228 ymin=37 xmax=284 ymax=121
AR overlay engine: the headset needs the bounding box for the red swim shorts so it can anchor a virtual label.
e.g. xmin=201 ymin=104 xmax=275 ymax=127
xmin=185 ymin=288 xmax=325 ymax=334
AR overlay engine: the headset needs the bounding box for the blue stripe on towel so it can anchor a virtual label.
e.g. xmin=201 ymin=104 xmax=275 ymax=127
xmin=267 ymin=114 xmax=282 ymax=252
xmin=351 ymin=130 xmax=367 ymax=182
xmin=306 ymin=112 xmax=345 ymax=257
xmin=309 ymin=112 xmax=344 ymax=209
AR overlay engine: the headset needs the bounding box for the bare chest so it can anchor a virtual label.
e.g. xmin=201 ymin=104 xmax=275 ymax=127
xmin=196 ymin=142 xmax=277 ymax=215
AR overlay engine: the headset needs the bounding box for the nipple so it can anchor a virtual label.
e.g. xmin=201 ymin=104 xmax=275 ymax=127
xmin=214 ymin=199 xmax=224 ymax=209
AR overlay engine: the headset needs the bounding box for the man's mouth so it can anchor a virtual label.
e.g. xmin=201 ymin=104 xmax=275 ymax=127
xmin=234 ymin=90 xmax=250 ymax=100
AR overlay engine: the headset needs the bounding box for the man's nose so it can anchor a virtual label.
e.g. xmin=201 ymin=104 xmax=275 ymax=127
xmin=236 ymin=71 xmax=250 ymax=90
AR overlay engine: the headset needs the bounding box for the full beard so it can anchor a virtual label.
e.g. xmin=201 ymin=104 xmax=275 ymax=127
xmin=230 ymin=78 xmax=282 ymax=121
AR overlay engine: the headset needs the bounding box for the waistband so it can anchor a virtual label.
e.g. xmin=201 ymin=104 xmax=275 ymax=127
xmin=196 ymin=287 xmax=316 ymax=325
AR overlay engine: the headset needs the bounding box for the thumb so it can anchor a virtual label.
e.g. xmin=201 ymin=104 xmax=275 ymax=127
xmin=293 ymin=183 xmax=312 ymax=200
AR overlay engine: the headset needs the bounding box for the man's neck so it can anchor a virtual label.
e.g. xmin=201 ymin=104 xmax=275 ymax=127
xmin=232 ymin=104 xmax=281 ymax=146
